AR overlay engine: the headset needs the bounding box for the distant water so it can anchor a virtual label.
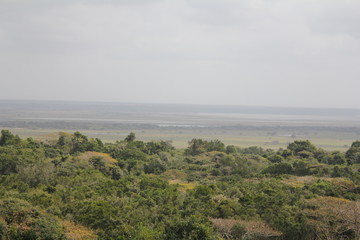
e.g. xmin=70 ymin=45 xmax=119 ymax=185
xmin=1 ymin=99 xmax=360 ymax=127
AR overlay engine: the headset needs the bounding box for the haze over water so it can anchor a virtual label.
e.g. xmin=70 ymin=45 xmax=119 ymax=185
xmin=1 ymin=100 xmax=360 ymax=128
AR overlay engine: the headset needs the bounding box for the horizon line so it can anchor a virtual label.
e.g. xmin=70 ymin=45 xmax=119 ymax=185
xmin=0 ymin=98 xmax=359 ymax=111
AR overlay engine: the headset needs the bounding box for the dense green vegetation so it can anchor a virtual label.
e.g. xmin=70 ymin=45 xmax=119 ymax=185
xmin=0 ymin=129 xmax=359 ymax=239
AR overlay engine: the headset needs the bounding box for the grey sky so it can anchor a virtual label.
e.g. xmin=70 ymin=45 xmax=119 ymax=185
xmin=1 ymin=0 xmax=359 ymax=108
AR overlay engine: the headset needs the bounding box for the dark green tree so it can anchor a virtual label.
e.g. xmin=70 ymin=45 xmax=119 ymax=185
xmin=207 ymin=140 xmax=226 ymax=152
xmin=262 ymin=162 xmax=294 ymax=175
xmin=164 ymin=215 xmax=218 ymax=240
xmin=0 ymin=130 xmax=21 ymax=146
xmin=345 ymin=141 xmax=360 ymax=164
xmin=287 ymin=140 xmax=317 ymax=156
xmin=70 ymin=131 xmax=90 ymax=154
xmin=125 ymin=132 xmax=136 ymax=142
xmin=146 ymin=140 xmax=174 ymax=155
xmin=327 ymin=151 xmax=346 ymax=165
xmin=186 ymin=139 xmax=207 ymax=156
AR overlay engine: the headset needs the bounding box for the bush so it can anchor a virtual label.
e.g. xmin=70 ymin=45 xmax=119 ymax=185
xmin=231 ymin=223 xmax=247 ymax=239
xmin=164 ymin=215 xmax=218 ymax=240
xmin=0 ymin=198 xmax=65 ymax=240
xmin=262 ymin=163 xmax=294 ymax=175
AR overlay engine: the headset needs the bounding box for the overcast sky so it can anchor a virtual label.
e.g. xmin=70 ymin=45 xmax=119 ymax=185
xmin=1 ymin=0 xmax=359 ymax=109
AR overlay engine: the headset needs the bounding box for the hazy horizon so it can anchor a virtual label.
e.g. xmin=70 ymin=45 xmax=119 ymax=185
xmin=1 ymin=98 xmax=360 ymax=111
xmin=1 ymin=99 xmax=359 ymax=150
xmin=1 ymin=0 xmax=359 ymax=109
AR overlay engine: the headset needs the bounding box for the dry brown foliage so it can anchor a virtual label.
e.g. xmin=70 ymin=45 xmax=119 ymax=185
xmin=211 ymin=218 xmax=283 ymax=239
xmin=62 ymin=220 xmax=97 ymax=240
xmin=303 ymin=197 xmax=360 ymax=240
xmin=37 ymin=131 xmax=72 ymax=143
xmin=161 ymin=169 xmax=187 ymax=180
xmin=73 ymin=151 xmax=117 ymax=170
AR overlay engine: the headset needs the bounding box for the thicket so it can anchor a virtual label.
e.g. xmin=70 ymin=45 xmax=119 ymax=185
xmin=0 ymin=129 xmax=359 ymax=240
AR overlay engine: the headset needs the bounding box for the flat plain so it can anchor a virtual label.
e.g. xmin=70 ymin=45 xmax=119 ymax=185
xmin=1 ymin=100 xmax=359 ymax=150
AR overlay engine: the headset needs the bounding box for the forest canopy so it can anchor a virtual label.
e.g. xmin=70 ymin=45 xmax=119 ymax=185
xmin=0 ymin=129 xmax=359 ymax=240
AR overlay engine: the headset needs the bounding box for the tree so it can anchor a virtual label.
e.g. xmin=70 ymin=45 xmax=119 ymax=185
xmin=328 ymin=151 xmax=346 ymax=165
xmin=144 ymin=158 xmax=167 ymax=174
xmin=207 ymin=140 xmax=226 ymax=152
xmin=185 ymin=139 xmax=226 ymax=156
xmin=89 ymin=156 xmax=106 ymax=172
xmin=0 ymin=147 xmax=45 ymax=175
xmin=57 ymin=135 xmax=66 ymax=147
xmin=303 ymin=197 xmax=360 ymax=240
xmin=164 ymin=215 xmax=218 ymax=240
xmin=0 ymin=130 xmax=21 ymax=146
xmin=88 ymin=138 xmax=104 ymax=152
xmin=211 ymin=219 xmax=282 ymax=240
xmin=346 ymin=141 xmax=360 ymax=164
xmin=226 ymin=145 xmax=237 ymax=154
xmin=287 ymin=140 xmax=317 ymax=156
xmin=125 ymin=132 xmax=136 ymax=142
xmin=146 ymin=140 xmax=174 ymax=155
xmin=70 ymin=131 xmax=90 ymax=154
xmin=0 ymin=198 xmax=66 ymax=239
xmin=293 ymin=160 xmax=310 ymax=176
xmin=185 ymin=139 xmax=207 ymax=156
xmin=262 ymin=162 xmax=294 ymax=175
xmin=267 ymin=154 xmax=284 ymax=163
